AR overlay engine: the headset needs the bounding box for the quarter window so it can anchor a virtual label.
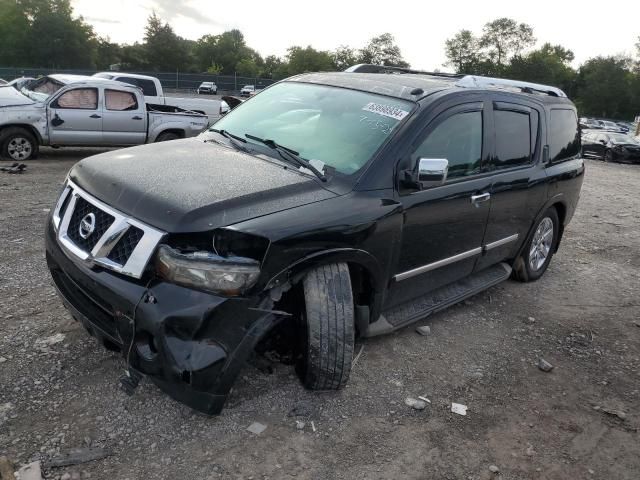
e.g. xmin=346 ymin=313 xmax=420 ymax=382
xmin=55 ymin=88 xmax=98 ymax=110
xmin=492 ymin=109 xmax=531 ymax=169
xmin=117 ymin=77 xmax=157 ymax=97
xmin=549 ymin=109 xmax=580 ymax=162
xmin=412 ymin=111 xmax=483 ymax=180
xmin=105 ymin=89 xmax=138 ymax=111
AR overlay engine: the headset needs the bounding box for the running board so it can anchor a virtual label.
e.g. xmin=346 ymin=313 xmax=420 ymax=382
xmin=364 ymin=263 xmax=512 ymax=337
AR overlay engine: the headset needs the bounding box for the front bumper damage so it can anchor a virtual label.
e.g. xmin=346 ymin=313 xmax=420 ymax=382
xmin=45 ymin=222 xmax=284 ymax=415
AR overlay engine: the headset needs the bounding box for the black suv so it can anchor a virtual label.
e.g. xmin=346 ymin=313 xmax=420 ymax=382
xmin=46 ymin=65 xmax=585 ymax=415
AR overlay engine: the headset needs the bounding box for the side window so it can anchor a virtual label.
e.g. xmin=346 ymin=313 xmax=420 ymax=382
xmin=412 ymin=111 xmax=483 ymax=180
xmin=138 ymin=80 xmax=158 ymax=96
xmin=105 ymin=89 xmax=138 ymax=111
xmin=491 ymin=109 xmax=531 ymax=169
xmin=549 ymin=109 xmax=580 ymax=162
xmin=54 ymin=88 xmax=98 ymax=110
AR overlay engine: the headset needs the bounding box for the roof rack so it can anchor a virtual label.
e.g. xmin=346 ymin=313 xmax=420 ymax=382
xmin=344 ymin=64 xmax=463 ymax=79
xmin=456 ymin=75 xmax=567 ymax=98
xmin=345 ymin=64 xmax=567 ymax=98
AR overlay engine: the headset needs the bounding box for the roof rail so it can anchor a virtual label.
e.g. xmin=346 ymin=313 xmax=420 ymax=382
xmin=456 ymin=75 xmax=567 ymax=98
xmin=344 ymin=64 xmax=463 ymax=78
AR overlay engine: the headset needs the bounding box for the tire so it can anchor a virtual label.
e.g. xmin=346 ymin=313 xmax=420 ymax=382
xmin=512 ymin=207 xmax=560 ymax=282
xmin=155 ymin=132 xmax=180 ymax=142
xmin=604 ymin=150 xmax=613 ymax=163
xmin=297 ymin=262 xmax=354 ymax=390
xmin=0 ymin=127 xmax=39 ymax=161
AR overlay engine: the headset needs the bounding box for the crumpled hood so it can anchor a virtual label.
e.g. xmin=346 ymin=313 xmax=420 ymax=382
xmin=0 ymin=86 xmax=36 ymax=107
xmin=69 ymin=138 xmax=337 ymax=233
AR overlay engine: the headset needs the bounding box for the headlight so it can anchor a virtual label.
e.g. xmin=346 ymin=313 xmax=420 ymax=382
xmin=155 ymin=245 xmax=260 ymax=296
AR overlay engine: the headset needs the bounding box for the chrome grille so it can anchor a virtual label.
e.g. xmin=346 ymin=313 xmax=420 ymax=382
xmin=53 ymin=180 xmax=165 ymax=279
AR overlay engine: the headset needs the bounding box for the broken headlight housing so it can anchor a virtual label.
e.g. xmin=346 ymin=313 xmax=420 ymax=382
xmin=155 ymin=245 xmax=260 ymax=296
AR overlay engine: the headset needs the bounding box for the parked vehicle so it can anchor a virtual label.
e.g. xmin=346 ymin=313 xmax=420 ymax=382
xmin=0 ymin=79 xmax=7 ymax=85
xmin=582 ymin=131 xmax=640 ymax=163
xmin=93 ymin=72 xmax=228 ymax=120
xmin=240 ymin=85 xmax=255 ymax=97
xmin=0 ymin=77 xmax=208 ymax=161
xmin=597 ymin=119 xmax=625 ymax=133
xmin=197 ymin=81 xmax=217 ymax=95
xmin=579 ymin=117 xmax=602 ymax=130
xmin=7 ymin=76 xmax=36 ymax=90
xmin=45 ymin=65 xmax=584 ymax=415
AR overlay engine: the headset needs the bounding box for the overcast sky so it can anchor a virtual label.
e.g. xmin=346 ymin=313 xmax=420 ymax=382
xmin=72 ymin=0 xmax=639 ymax=70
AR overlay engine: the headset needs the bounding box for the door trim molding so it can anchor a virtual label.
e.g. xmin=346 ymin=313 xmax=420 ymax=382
xmin=394 ymin=247 xmax=482 ymax=282
xmin=484 ymin=233 xmax=519 ymax=251
xmin=393 ymin=233 xmax=519 ymax=282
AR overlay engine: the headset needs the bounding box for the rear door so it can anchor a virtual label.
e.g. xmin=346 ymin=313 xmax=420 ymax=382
xmin=475 ymin=96 xmax=547 ymax=270
xmin=48 ymin=87 xmax=102 ymax=145
xmin=102 ymin=88 xmax=147 ymax=145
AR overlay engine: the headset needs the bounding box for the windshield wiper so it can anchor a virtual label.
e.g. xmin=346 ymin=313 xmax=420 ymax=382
xmin=244 ymin=134 xmax=327 ymax=182
xmin=209 ymin=128 xmax=250 ymax=153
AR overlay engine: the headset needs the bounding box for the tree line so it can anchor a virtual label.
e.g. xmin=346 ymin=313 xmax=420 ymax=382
xmin=444 ymin=18 xmax=640 ymax=119
xmin=1 ymin=1 xmax=639 ymax=119
xmin=0 ymin=0 xmax=407 ymax=78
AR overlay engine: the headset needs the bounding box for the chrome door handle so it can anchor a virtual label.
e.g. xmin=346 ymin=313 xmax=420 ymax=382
xmin=471 ymin=192 xmax=491 ymax=205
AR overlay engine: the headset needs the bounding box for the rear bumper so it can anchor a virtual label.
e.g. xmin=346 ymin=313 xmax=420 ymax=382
xmin=45 ymin=220 xmax=282 ymax=415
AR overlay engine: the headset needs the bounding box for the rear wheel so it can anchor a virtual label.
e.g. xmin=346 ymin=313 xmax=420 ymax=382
xmin=604 ymin=150 xmax=613 ymax=163
xmin=0 ymin=127 xmax=38 ymax=161
xmin=155 ymin=131 xmax=180 ymax=142
xmin=297 ymin=263 xmax=354 ymax=390
xmin=512 ymin=207 xmax=559 ymax=282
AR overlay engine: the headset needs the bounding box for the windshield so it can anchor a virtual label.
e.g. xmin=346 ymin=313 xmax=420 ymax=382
xmin=20 ymin=77 xmax=64 ymax=101
xmin=210 ymin=82 xmax=414 ymax=175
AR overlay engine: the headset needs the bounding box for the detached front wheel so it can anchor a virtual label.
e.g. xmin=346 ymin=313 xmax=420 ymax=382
xmin=297 ymin=262 xmax=354 ymax=390
xmin=512 ymin=207 xmax=559 ymax=282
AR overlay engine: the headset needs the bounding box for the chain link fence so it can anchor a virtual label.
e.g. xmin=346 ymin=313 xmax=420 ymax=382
xmin=0 ymin=67 xmax=277 ymax=94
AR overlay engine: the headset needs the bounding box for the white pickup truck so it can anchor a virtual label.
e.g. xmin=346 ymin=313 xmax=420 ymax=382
xmin=93 ymin=72 xmax=228 ymax=121
xmin=0 ymin=77 xmax=208 ymax=161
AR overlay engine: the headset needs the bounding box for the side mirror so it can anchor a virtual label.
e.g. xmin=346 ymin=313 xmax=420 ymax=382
xmin=416 ymin=158 xmax=448 ymax=189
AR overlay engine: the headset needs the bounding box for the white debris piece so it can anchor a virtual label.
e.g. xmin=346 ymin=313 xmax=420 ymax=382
xmin=16 ymin=461 xmax=43 ymax=480
xmin=415 ymin=325 xmax=431 ymax=336
xmin=36 ymin=333 xmax=66 ymax=347
xmin=295 ymin=420 xmax=305 ymax=430
xmin=246 ymin=422 xmax=267 ymax=435
xmin=451 ymin=403 xmax=468 ymax=416
xmin=405 ymin=397 xmax=427 ymax=410
xmin=418 ymin=396 xmax=431 ymax=404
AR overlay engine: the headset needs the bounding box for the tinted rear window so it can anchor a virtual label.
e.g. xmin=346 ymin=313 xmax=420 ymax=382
xmin=117 ymin=77 xmax=158 ymax=97
xmin=550 ymin=109 xmax=580 ymax=162
xmin=492 ymin=109 xmax=531 ymax=169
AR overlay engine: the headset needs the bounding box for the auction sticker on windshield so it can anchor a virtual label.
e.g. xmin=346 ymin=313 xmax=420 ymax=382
xmin=362 ymin=102 xmax=409 ymax=121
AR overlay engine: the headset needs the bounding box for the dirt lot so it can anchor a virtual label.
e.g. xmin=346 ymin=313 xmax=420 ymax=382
xmin=1 ymin=149 xmax=639 ymax=480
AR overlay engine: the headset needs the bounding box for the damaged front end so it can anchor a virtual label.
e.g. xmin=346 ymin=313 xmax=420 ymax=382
xmin=45 ymin=182 xmax=285 ymax=415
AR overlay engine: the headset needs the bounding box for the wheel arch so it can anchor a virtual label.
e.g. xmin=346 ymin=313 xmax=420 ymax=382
xmin=0 ymin=124 xmax=43 ymax=144
xmin=515 ymin=196 xmax=568 ymax=261
xmin=264 ymin=248 xmax=386 ymax=325
xmin=152 ymin=128 xmax=185 ymax=142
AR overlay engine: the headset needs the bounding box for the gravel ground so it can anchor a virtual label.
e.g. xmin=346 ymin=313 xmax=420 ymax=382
xmin=1 ymin=149 xmax=639 ymax=480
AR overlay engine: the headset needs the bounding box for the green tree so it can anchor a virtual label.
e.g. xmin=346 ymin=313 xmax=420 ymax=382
xmin=261 ymin=55 xmax=285 ymax=78
xmin=574 ymin=56 xmax=634 ymax=118
xmin=479 ymin=18 xmax=535 ymax=71
xmin=444 ymin=29 xmax=482 ymax=73
xmin=284 ymin=46 xmax=335 ymax=76
xmin=95 ymin=37 xmax=122 ymax=70
xmin=332 ymin=46 xmax=359 ymax=71
xmin=236 ymin=58 xmax=259 ymax=77
xmin=359 ymin=33 xmax=409 ymax=67
xmin=506 ymin=43 xmax=576 ymax=95
xmin=143 ymin=12 xmax=190 ymax=71
xmin=0 ymin=0 xmax=31 ymax=66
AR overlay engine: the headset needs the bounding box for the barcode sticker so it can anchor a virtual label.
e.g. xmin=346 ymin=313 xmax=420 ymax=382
xmin=362 ymin=102 xmax=409 ymax=121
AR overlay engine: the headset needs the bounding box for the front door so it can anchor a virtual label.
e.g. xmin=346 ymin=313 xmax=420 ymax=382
xmin=48 ymin=87 xmax=102 ymax=145
xmin=101 ymin=88 xmax=147 ymax=145
xmin=387 ymin=101 xmax=492 ymax=308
